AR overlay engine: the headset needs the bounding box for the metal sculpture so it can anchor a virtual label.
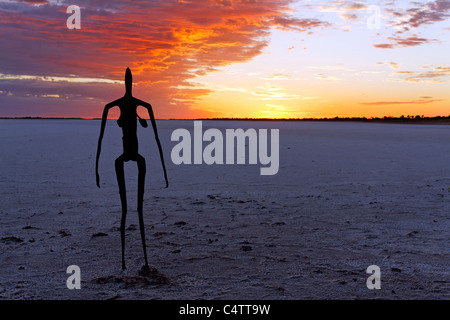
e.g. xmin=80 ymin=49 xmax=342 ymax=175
xmin=96 ymin=67 xmax=168 ymax=270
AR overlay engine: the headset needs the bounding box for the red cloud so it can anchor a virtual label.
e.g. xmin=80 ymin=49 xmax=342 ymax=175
xmin=373 ymin=43 xmax=394 ymax=49
xmin=374 ymin=35 xmax=436 ymax=49
xmin=16 ymin=0 xmax=48 ymax=4
xmin=0 ymin=0 xmax=329 ymax=118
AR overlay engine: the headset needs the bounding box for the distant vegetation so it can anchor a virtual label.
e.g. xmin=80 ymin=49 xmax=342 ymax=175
xmin=2 ymin=115 xmax=450 ymax=123
xmin=0 ymin=116 xmax=86 ymax=120
xmin=199 ymin=115 xmax=450 ymax=123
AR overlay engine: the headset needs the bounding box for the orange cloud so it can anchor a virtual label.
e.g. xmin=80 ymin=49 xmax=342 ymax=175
xmin=0 ymin=0 xmax=329 ymax=118
xmin=361 ymin=97 xmax=443 ymax=106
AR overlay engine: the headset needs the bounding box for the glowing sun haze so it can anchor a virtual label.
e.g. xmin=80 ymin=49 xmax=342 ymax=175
xmin=0 ymin=0 xmax=449 ymax=119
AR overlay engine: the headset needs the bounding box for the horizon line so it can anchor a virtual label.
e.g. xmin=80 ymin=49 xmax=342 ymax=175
xmin=1 ymin=115 xmax=450 ymax=122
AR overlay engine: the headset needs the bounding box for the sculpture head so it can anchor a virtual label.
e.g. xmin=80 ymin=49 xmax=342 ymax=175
xmin=125 ymin=67 xmax=132 ymax=95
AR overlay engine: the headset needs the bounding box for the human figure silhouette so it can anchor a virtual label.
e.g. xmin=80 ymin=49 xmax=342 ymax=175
xmin=96 ymin=67 xmax=168 ymax=271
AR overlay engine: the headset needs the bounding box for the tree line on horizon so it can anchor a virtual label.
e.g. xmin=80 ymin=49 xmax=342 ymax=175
xmin=199 ymin=115 xmax=450 ymax=122
xmin=1 ymin=115 xmax=450 ymax=122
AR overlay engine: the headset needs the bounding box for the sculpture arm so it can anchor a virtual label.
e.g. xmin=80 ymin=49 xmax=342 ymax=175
xmin=141 ymin=101 xmax=168 ymax=188
xmin=96 ymin=100 xmax=117 ymax=188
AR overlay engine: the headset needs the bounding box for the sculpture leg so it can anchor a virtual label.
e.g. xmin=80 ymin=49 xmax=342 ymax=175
xmin=115 ymin=155 xmax=127 ymax=270
xmin=136 ymin=154 xmax=149 ymax=267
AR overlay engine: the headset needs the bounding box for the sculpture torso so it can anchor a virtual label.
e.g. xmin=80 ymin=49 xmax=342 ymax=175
xmin=117 ymin=96 xmax=140 ymax=161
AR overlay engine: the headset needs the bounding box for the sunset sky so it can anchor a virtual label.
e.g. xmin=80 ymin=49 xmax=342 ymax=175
xmin=0 ymin=0 xmax=449 ymax=119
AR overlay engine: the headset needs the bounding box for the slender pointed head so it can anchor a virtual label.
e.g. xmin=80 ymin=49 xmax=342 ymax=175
xmin=125 ymin=67 xmax=132 ymax=95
